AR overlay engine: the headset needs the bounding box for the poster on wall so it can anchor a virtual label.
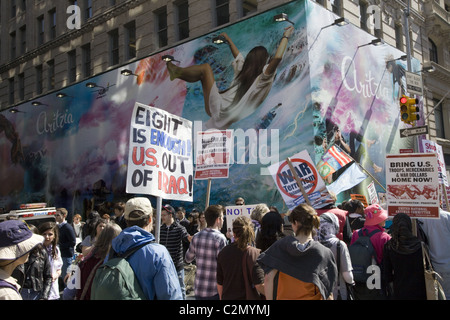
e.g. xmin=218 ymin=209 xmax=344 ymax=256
xmin=0 ymin=0 xmax=419 ymax=214
xmin=386 ymin=153 xmax=440 ymax=219
xmin=126 ymin=103 xmax=193 ymax=202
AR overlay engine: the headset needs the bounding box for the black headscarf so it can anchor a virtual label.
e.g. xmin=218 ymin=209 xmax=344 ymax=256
xmin=387 ymin=213 xmax=422 ymax=254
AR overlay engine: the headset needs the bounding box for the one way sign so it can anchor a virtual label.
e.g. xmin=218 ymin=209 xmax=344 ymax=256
xmin=400 ymin=125 xmax=428 ymax=138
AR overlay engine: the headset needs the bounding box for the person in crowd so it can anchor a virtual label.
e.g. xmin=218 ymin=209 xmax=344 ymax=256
xmin=55 ymin=207 xmax=76 ymax=285
xmin=15 ymin=224 xmax=52 ymax=300
xmin=101 ymin=214 xmax=111 ymax=223
xmin=257 ymin=203 xmax=337 ymax=300
xmin=217 ymin=216 xmax=265 ymax=300
xmin=0 ymin=220 xmax=44 ymax=300
xmin=79 ymin=218 xmax=107 ymax=256
xmin=108 ymin=197 xmax=182 ymax=300
xmin=75 ymin=222 xmax=122 ymax=300
xmin=235 ymin=197 xmax=245 ymax=206
xmin=255 ymin=211 xmax=285 ymax=252
xmin=342 ymin=199 xmax=366 ymax=234
xmin=316 ymin=194 xmax=352 ymax=243
xmin=197 ymin=211 xmax=207 ymax=232
xmin=38 ymin=222 xmax=63 ymax=300
xmin=176 ymin=207 xmax=190 ymax=229
xmin=160 ymin=204 xmax=191 ymax=299
xmin=318 ymin=212 xmax=354 ymax=300
xmin=418 ymin=208 xmax=450 ymax=299
xmin=382 ymin=213 xmax=426 ymax=300
xmin=82 ymin=210 xmax=100 ymax=241
xmin=250 ymin=204 xmax=270 ymax=239
xmin=350 ymin=203 xmax=391 ymax=300
xmin=71 ymin=214 xmax=85 ymax=245
xmin=187 ymin=210 xmax=200 ymax=235
xmin=185 ymin=205 xmax=227 ymax=300
xmin=113 ymin=201 xmax=128 ymax=230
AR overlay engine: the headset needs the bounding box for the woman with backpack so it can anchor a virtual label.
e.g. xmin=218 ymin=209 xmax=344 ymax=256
xmin=257 ymin=203 xmax=338 ymax=300
xmin=349 ymin=204 xmax=391 ymax=300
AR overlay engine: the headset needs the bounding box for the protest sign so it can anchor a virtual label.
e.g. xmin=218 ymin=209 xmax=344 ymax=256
xmin=386 ymin=153 xmax=440 ymax=219
xmin=268 ymin=150 xmax=333 ymax=210
xmin=126 ymin=103 xmax=193 ymax=202
xmin=422 ymin=139 xmax=449 ymax=187
xmin=225 ymin=204 xmax=260 ymax=235
xmin=195 ymin=130 xmax=233 ymax=180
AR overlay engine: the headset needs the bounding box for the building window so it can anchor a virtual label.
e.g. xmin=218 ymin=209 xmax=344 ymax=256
xmin=9 ymin=78 xmax=15 ymax=105
xmin=241 ymin=0 xmax=257 ymax=17
xmin=156 ymin=7 xmax=168 ymax=48
xmin=49 ymin=8 xmax=57 ymax=40
xmin=433 ymin=99 xmax=445 ymax=139
xmin=19 ymin=73 xmax=25 ymax=101
xmin=215 ymin=0 xmax=229 ymax=27
xmin=429 ymin=38 xmax=438 ymax=63
xmin=20 ymin=0 xmax=26 ymax=12
xmin=176 ymin=1 xmax=189 ymax=41
xmin=360 ymin=1 xmax=368 ymax=32
xmin=82 ymin=43 xmax=91 ymax=77
xmin=20 ymin=26 xmax=26 ymax=54
xmin=10 ymin=32 xmax=16 ymax=60
xmin=68 ymin=50 xmax=77 ymax=83
xmin=11 ymin=0 xmax=17 ymax=18
xmin=125 ymin=21 xmax=137 ymax=60
xmin=85 ymin=0 xmax=93 ymax=22
xmin=109 ymin=29 xmax=120 ymax=66
xmin=36 ymin=65 xmax=43 ymax=95
xmin=331 ymin=0 xmax=342 ymax=16
xmin=395 ymin=24 xmax=403 ymax=50
xmin=47 ymin=60 xmax=55 ymax=90
xmin=37 ymin=15 xmax=45 ymax=46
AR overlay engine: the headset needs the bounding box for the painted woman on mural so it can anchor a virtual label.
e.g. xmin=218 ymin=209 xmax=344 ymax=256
xmin=166 ymin=25 xmax=295 ymax=129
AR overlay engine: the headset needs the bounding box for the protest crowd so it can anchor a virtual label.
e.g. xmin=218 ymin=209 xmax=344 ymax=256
xmin=0 ymin=194 xmax=449 ymax=301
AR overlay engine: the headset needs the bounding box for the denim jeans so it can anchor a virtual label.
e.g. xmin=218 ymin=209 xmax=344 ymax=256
xmin=178 ymin=268 xmax=186 ymax=300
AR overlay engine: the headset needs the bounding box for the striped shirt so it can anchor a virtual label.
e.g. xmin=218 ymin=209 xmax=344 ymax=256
xmin=160 ymin=222 xmax=190 ymax=271
xmin=185 ymin=228 xmax=227 ymax=298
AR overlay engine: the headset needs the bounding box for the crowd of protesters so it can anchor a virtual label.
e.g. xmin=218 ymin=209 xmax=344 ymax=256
xmin=1 ymin=195 xmax=449 ymax=301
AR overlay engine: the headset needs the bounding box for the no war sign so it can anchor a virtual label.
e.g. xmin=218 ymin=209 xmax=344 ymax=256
xmin=126 ymin=103 xmax=193 ymax=202
xmin=268 ymin=150 xmax=332 ymax=210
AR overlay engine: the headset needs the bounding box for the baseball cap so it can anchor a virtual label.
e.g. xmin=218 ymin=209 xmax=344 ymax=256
xmin=124 ymin=197 xmax=153 ymax=221
xmin=163 ymin=204 xmax=175 ymax=215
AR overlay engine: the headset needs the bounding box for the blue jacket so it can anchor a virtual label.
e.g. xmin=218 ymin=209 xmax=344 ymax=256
xmin=110 ymin=226 xmax=182 ymax=300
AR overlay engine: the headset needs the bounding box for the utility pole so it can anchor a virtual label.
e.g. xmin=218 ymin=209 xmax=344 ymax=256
xmin=404 ymin=0 xmax=412 ymax=72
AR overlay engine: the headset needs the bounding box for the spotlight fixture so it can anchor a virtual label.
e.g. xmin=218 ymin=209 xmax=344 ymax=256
xmin=121 ymin=69 xmax=136 ymax=76
xmin=212 ymin=35 xmax=228 ymax=44
xmin=369 ymin=38 xmax=384 ymax=46
xmin=32 ymin=101 xmax=45 ymax=106
xmin=161 ymin=55 xmax=179 ymax=62
xmin=273 ymin=13 xmax=294 ymax=25
xmin=56 ymin=92 xmax=67 ymax=98
xmin=86 ymin=82 xmax=98 ymax=88
xmin=332 ymin=17 xmax=348 ymax=26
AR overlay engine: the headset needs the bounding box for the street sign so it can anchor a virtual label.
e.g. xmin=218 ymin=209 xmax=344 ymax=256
xmin=405 ymin=71 xmax=423 ymax=96
xmin=400 ymin=125 xmax=428 ymax=138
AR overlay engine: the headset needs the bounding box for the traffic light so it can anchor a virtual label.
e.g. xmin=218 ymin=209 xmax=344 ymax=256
xmin=399 ymin=95 xmax=420 ymax=125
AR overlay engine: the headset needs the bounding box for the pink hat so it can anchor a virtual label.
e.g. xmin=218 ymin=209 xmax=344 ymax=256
xmin=364 ymin=204 xmax=388 ymax=226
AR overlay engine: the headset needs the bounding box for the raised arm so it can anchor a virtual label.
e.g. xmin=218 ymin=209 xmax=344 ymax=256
xmin=220 ymin=32 xmax=240 ymax=59
xmin=265 ymin=26 xmax=294 ymax=75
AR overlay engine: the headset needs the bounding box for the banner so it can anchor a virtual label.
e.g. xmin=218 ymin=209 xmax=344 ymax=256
xmin=195 ymin=130 xmax=233 ymax=180
xmin=386 ymin=153 xmax=440 ymax=219
xmin=422 ymin=139 xmax=449 ymax=187
xmin=268 ymin=150 xmax=332 ymax=210
xmin=126 ymin=103 xmax=193 ymax=201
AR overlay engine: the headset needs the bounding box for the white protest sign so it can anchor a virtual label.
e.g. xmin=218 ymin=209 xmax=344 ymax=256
xmin=422 ymin=139 xmax=449 ymax=187
xmin=195 ymin=130 xmax=233 ymax=180
xmin=225 ymin=204 xmax=260 ymax=235
xmin=126 ymin=103 xmax=193 ymax=201
xmin=386 ymin=153 xmax=440 ymax=219
xmin=268 ymin=150 xmax=332 ymax=210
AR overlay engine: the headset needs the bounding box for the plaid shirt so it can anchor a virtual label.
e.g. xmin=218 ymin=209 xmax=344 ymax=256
xmin=185 ymin=228 xmax=227 ymax=298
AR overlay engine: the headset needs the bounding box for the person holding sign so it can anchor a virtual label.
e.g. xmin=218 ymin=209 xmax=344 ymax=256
xmin=166 ymin=26 xmax=294 ymax=129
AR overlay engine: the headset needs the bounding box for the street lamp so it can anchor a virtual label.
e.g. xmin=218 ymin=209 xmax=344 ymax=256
xmin=309 ymin=17 xmax=349 ymax=51
xmin=273 ymin=13 xmax=294 ymax=25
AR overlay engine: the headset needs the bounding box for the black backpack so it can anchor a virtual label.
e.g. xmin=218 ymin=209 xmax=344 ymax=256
xmin=349 ymin=229 xmax=381 ymax=283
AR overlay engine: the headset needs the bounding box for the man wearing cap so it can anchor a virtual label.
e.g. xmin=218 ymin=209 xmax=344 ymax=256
xmin=160 ymin=204 xmax=192 ymax=299
xmin=0 ymin=220 xmax=44 ymax=300
xmin=107 ymin=197 xmax=182 ymax=300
